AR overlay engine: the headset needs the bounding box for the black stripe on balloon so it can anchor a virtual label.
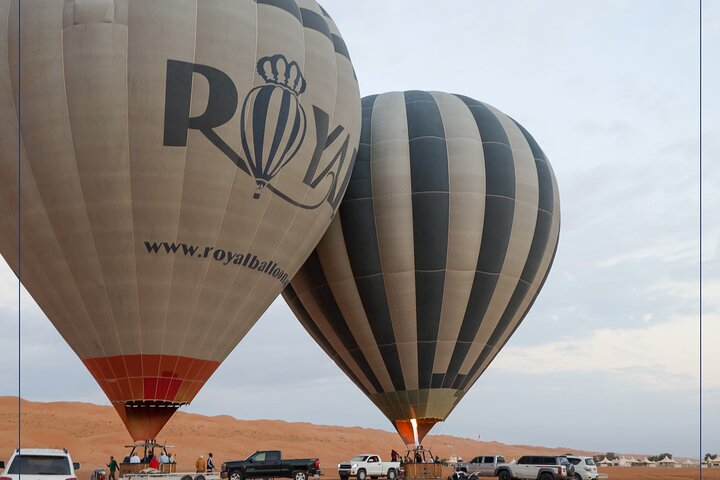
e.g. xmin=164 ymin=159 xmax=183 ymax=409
xmin=254 ymin=1 xmax=351 ymax=61
xmin=512 ymin=120 xmax=554 ymax=214
xmin=294 ymin=252 xmax=385 ymax=394
xmin=344 ymin=95 xmax=376 ymax=202
xmin=442 ymin=96 xmax=516 ymax=389
xmin=459 ymin=233 xmax=560 ymax=392
xmin=250 ymin=86 xmax=273 ymax=180
xmin=283 ymin=285 xmax=372 ymax=397
xmin=332 ymin=34 xmax=351 ymax=61
xmin=300 ymin=8 xmax=332 ymax=41
xmin=404 ymin=91 xmax=450 ymax=390
xmin=458 ymin=123 xmax=559 ymax=392
xmin=339 ymin=95 xmax=405 ymax=392
xmin=265 ymin=89 xmax=292 ymax=177
xmin=256 ymin=0 xmax=301 ymax=22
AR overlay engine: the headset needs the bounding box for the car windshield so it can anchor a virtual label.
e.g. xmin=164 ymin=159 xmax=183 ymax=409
xmin=585 ymin=459 xmax=596 ymax=466
xmin=568 ymin=458 xmax=581 ymax=465
xmin=351 ymin=456 xmax=368 ymax=462
xmin=558 ymin=457 xmax=570 ymax=465
xmin=8 ymin=455 xmax=71 ymax=475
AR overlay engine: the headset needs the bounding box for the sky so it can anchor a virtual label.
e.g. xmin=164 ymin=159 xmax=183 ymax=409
xmin=0 ymin=0 xmax=715 ymax=460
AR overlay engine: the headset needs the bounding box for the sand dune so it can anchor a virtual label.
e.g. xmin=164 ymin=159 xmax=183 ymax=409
xmin=0 ymin=397 xmax=712 ymax=480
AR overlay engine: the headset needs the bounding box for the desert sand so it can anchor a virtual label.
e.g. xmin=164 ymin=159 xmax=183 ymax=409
xmin=0 ymin=397 xmax=712 ymax=480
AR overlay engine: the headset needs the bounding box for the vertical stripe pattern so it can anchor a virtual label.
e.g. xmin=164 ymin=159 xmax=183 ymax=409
xmin=283 ymin=91 xmax=560 ymax=444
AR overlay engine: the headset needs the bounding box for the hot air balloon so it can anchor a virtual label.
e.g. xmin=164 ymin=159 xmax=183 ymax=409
xmin=0 ymin=0 xmax=360 ymax=441
xmin=283 ymin=91 xmax=560 ymax=446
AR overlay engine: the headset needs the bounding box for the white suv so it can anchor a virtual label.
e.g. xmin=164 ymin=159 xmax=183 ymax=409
xmin=565 ymin=456 xmax=597 ymax=480
xmin=1 ymin=448 xmax=80 ymax=480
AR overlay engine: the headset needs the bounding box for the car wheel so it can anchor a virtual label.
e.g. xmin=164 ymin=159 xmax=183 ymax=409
xmin=195 ymin=475 xmax=206 ymax=480
xmin=181 ymin=475 xmax=194 ymax=480
xmin=539 ymin=474 xmax=553 ymax=480
xmin=388 ymin=469 xmax=397 ymax=480
xmin=357 ymin=469 xmax=367 ymax=480
xmin=498 ymin=470 xmax=512 ymax=480
xmin=229 ymin=471 xmax=243 ymax=480
xmin=574 ymin=474 xmax=582 ymax=480
xmin=293 ymin=472 xmax=307 ymax=480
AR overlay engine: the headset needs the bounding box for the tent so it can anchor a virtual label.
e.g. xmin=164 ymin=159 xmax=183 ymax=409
xmin=657 ymin=456 xmax=678 ymax=468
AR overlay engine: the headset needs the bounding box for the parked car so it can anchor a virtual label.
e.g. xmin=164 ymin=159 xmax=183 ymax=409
xmin=565 ymin=456 xmax=597 ymax=480
xmin=0 ymin=448 xmax=80 ymax=480
xmin=454 ymin=456 xmax=505 ymax=477
xmin=220 ymin=450 xmax=319 ymax=480
xmin=90 ymin=467 xmax=107 ymax=480
xmin=494 ymin=455 xmax=574 ymax=480
xmin=338 ymin=455 xmax=400 ymax=480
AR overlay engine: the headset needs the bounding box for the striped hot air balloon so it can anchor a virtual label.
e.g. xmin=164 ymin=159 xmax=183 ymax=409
xmin=283 ymin=91 xmax=560 ymax=446
xmin=0 ymin=0 xmax=360 ymax=441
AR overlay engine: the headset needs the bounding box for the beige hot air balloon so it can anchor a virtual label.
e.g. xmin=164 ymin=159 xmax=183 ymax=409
xmin=0 ymin=0 xmax=360 ymax=440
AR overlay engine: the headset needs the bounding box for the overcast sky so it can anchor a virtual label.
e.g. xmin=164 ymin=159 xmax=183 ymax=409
xmin=0 ymin=0 xmax=715 ymax=460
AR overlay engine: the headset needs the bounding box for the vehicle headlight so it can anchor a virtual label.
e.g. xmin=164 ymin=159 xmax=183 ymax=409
xmin=352 ymin=465 xmax=358 ymax=469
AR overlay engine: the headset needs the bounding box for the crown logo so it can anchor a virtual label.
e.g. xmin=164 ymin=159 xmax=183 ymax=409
xmin=256 ymin=54 xmax=307 ymax=95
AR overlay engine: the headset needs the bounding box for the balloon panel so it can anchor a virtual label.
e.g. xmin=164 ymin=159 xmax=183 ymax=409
xmin=284 ymin=91 xmax=560 ymax=444
xmin=0 ymin=0 xmax=360 ymax=440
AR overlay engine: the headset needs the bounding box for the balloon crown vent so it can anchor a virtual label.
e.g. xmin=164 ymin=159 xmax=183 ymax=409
xmin=257 ymin=54 xmax=307 ymax=95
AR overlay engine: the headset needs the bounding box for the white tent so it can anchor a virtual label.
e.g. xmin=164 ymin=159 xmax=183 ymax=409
xmin=682 ymin=459 xmax=697 ymax=468
xmin=597 ymin=457 xmax=613 ymax=466
xmin=642 ymin=458 xmax=657 ymax=467
xmin=657 ymin=456 xmax=678 ymax=468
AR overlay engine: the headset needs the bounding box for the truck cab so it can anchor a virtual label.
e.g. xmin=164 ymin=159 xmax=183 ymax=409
xmin=338 ymin=455 xmax=400 ymax=480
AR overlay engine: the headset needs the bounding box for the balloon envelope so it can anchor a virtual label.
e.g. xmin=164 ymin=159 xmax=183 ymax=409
xmin=283 ymin=91 xmax=560 ymax=445
xmin=0 ymin=0 xmax=360 ymax=440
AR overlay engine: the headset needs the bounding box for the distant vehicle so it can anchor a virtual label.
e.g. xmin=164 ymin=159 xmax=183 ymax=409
xmin=454 ymin=456 xmax=506 ymax=477
xmin=0 ymin=448 xmax=80 ymax=480
xmin=90 ymin=467 xmax=107 ymax=480
xmin=494 ymin=456 xmax=574 ymax=480
xmin=220 ymin=451 xmax=320 ymax=480
xmin=565 ymin=457 xmax=597 ymax=480
xmin=338 ymin=455 xmax=400 ymax=480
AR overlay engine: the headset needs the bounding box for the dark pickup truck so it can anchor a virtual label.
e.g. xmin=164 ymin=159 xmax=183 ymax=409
xmin=221 ymin=450 xmax=320 ymax=480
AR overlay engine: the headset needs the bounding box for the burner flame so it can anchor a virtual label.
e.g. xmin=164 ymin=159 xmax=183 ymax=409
xmin=411 ymin=418 xmax=420 ymax=447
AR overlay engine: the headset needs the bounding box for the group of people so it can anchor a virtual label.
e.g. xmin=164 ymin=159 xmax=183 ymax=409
xmin=106 ymin=450 xmax=210 ymax=480
xmin=390 ymin=448 xmax=441 ymax=465
xmin=195 ymin=453 xmax=216 ymax=473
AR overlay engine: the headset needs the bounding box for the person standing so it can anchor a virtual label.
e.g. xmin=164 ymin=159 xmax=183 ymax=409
xmin=195 ymin=455 xmax=206 ymax=473
xmin=207 ymin=453 xmax=215 ymax=473
xmin=107 ymin=456 xmax=119 ymax=480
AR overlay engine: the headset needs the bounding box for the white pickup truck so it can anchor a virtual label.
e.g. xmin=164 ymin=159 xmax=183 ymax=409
xmin=338 ymin=455 xmax=400 ymax=480
xmin=1 ymin=448 xmax=81 ymax=480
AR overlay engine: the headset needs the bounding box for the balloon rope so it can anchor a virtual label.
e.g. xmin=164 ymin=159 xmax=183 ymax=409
xmin=265 ymin=172 xmax=335 ymax=210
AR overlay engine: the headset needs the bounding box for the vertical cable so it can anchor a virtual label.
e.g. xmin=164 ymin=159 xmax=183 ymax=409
xmin=16 ymin=0 xmax=22 ymax=463
xmin=698 ymin=0 xmax=703 ymax=477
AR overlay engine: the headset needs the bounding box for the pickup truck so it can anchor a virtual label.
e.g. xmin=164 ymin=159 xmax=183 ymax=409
xmin=220 ymin=451 xmax=319 ymax=480
xmin=454 ymin=456 xmax=506 ymax=477
xmin=338 ymin=455 xmax=400 ymax=480
xmin=495 ymin=456 xmax=575 ymax=480
xmin=1 ymin=448 xmax=81 ymax=480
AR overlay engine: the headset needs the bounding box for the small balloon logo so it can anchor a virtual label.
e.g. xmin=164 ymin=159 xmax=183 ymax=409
xmin=240 ymin=55 xmax=308 ymax=199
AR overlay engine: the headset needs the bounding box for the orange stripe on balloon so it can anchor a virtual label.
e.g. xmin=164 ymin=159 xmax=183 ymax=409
xmin=82 ymin=354 xmax=220 ymax=403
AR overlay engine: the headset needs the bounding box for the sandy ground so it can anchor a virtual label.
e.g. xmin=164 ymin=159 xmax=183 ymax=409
xmin=0 ymin=397 xmax=708 ymax=480
xmin=597 ymin=467 xmax=720 ymax=480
